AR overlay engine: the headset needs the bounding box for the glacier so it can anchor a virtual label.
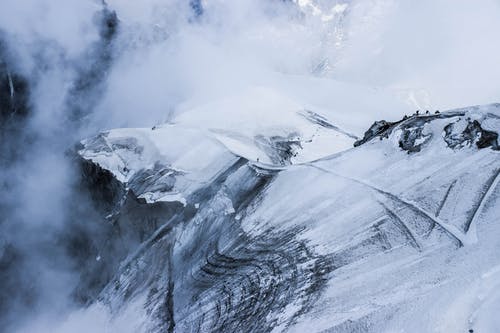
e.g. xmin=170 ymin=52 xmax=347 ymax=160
xmin=76 ymin=102 xmax=500 ymax=332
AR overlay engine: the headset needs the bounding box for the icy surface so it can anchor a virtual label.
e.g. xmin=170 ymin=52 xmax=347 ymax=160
xmin=78 ymin=104 xmax=500 ymax=332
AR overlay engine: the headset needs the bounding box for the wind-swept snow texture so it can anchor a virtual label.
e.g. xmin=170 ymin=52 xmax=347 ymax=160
xmin=78 ymin=104 xmax=500 ymax=332
xmin=3 ymin=0 xmax=500 ymax=332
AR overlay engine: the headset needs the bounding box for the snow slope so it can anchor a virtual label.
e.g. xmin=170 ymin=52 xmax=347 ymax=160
xmin=77 ymin=103 xmax=500 ymax=332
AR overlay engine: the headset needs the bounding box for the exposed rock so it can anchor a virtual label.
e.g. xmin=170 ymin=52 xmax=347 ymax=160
xmin=444 ymin=119 xmax=499 ymax=150
xmin=354 ymin=108 xmax=500 ymax=153
xmin=398 ymin=125 xmax=432 ymax=153
xmin=79 ymin=154 xmax=127 ymax=215
xmin=354 ymin=120 xmax=397 ymax=147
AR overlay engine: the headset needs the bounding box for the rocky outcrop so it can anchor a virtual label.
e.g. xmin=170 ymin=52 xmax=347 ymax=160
xmin=444 ymin=118 xmax=499 ymax=150
xmin=354 ymin=106 xmax=500 ymax=153
xmin=354 ymin=119 xmax=398 ymax=147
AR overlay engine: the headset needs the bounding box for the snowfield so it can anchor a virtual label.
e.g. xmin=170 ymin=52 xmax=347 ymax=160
xmin=78 ymin=102 xmax=500 ymax=332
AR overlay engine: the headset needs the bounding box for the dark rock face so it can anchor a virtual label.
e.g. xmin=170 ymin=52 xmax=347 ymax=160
xmin=444 ymin=119 xmax=499 ymax=150
xmin=354 ymin=116 xmax=434 ymax=153
xmin=477 ymin=128 xmax=499 ymax=149
xmin=79 ymin=156 xmax=127 ymax=214
xmin=75 ymin=155 xmax=183 ymax=302
xmin=354 ymin=120 xmax=397 ymax=147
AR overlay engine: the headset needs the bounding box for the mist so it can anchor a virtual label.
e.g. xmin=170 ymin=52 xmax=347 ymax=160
xmin=1 ymin=0 xmax=499 ymax=332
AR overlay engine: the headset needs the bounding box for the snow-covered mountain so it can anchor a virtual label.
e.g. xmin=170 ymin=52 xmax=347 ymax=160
xmin=2 ymin=1 xmax=500 ymax=332
xmin=77 ymin=103 xmax=500 ymax=332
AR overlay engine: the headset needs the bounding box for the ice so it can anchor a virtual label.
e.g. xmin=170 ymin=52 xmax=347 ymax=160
xmin=77 ymin=104 xmax=500 ymax=332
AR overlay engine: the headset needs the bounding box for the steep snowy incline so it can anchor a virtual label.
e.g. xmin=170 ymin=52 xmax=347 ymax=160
xmin=77 ymin=103 xmax=499 ymax=332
